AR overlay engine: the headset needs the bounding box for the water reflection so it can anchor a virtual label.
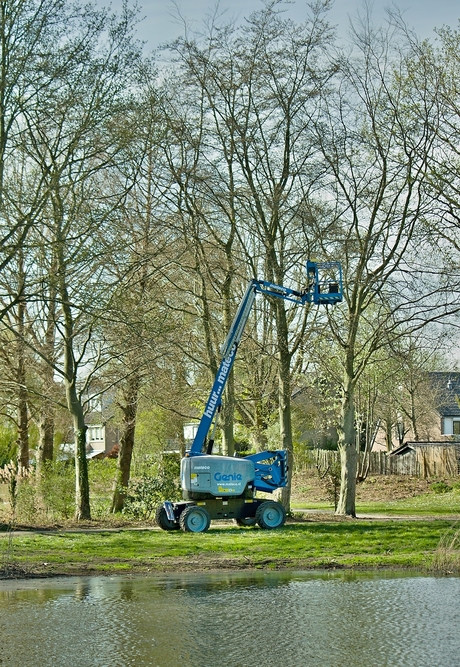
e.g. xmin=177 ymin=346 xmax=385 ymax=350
xmin=0 ymin=571 xmax=459 ymax=667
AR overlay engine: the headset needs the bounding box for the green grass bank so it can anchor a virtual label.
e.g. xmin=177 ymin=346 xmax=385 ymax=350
xmin=2 ymin=518 xmax=460 ymax=579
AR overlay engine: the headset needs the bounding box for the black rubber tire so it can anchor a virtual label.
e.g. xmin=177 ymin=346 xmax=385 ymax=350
xmin=235 ymin=517 xmax=257 ymax=527
xmin=179 ymin=505 xmax=211 ymax=533
xmin=255 ymin=501 xmax=286 ymax=529
xmin=155 ymin=505 xmax=180 ymax=531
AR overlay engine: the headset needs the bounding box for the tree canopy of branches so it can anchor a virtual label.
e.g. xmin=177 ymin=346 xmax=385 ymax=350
xmin=1 ymin=0 xmax=460 ymax=522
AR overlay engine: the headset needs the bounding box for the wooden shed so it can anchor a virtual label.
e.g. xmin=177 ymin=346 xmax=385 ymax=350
xmin=389 ymin=441 xmax=460 ymax=477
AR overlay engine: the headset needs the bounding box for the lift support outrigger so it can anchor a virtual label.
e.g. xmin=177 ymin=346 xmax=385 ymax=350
xmin=156 ymin=261 xmax=343 ymax=533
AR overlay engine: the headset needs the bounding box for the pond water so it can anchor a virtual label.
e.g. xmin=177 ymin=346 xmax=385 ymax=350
xmin=0 ymin=570 xmax=459 ymax=667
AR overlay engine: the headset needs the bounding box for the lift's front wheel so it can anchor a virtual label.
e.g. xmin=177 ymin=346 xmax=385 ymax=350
xmin=179 ymin=505 xmax=211 ymax=533
xmin=255 ymin=501 xmax=286 ymax=529
xmin=155 ymin=505 xmax=179 ymax=531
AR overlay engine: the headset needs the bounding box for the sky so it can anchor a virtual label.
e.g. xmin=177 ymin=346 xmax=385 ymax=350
xmin=121 ymin=0 xmax=460 ymax=50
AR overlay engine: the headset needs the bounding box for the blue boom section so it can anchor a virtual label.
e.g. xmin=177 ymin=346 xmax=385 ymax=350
xmin=188 ymin=262 xmax=342 ymax=458
xmin=245 ymin=450 xmax=288 ymax=493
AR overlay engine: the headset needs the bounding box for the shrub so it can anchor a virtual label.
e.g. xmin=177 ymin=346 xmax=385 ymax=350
xmin=13 ymin=461 xmax=75 ymax=523
xmin=40 ymin=461 xmax=75 ymax=519
xmin=15 ymin=477 xmax=39 ymax=523
xmin=432 ymin=525 xmax=460 ymax=573
xmin=431 ymin=480 xmax=452 ymax=494
xmin=0 ymin=423 xmax=17 ymax=468
xmin=88 ymin=458 xmax=118 ymax=518
xmin=122 ymin=456 xmax=181 ymax=520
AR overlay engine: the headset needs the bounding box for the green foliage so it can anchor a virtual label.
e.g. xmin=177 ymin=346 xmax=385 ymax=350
xmin=15 ymin=462 xmax=75 ymax=523
xmin=234 ymin=438 xmax=255 ymax=457
xmin=88 ymin=458 xmax=118 ymax=518
xmin=41 ymin=462 xmax=76 ymax=520
xmin=131 ymin=408 xmax=180 ymax=475
xmin=0 ymin=423 xmax=17 ymax=468
xmin=431 ymin=480 xmax=452 ymax=494
xmin=88 ymin=458 xmax=117 ymax=490
xmin=15 ymin=478 xmax=38 ymax=523
xmin=123 ymin=455 xmax=181 ymax=520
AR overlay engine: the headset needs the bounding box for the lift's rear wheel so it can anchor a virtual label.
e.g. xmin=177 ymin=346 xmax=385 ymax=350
xmin=179 ymin=505 xmax=211 ymax=533
xmin=155 ymin=505 xmax=180 ymax=531
xmin=255 ymin=501 xmax=286 ymax=529
xmin=235 ymin=517 xmax=257 ymax=527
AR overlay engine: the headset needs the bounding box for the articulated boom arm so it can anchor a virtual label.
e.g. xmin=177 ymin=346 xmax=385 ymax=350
xmin=188 ymin=261 xmax=342 ymax=459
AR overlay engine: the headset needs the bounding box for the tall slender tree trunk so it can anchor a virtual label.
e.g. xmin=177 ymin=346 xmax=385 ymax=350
xmin=251 ymin=404 xmax=268 ymax=450
xmin=409 ymin=388 xmax=420 ymax=441
xmin=36 ymin=412 xmax=54 ymax=475
xmin=222 ymin=371 xmax=235 ymax=456
xmin=16 ymin=255 xmax=28 ymax=476
xmin=221 ymin=270 xmax=235 ymax=456
xmin=57 ymin=218 xmax=91 ymax=520
xmin=274 ymin=300 xmax=293 ymax=511
xmin=336 ymin=370 xmax=357 ymax=516
xmin=16 ymin=373 xmax=29 ymax=476
xmin=111 ymin=373 xmax=140 ymax=513
xmin=36 ymin=276 xmax=57 ymax=474
xmin=69 ymin=393 xmax=91 ymax=521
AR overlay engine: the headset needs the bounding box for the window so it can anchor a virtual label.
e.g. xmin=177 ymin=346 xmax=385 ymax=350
xmin=88 ymin=426 xmax=104 ymax=442
xmin=88 ymin=396 xmax=102 ymax=412
xmin=453 ymin=421 xmax=460 ymax=435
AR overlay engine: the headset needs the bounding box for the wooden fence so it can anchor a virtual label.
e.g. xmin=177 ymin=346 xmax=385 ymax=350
xmin=301 ymin=446 xmax=460 ymax=478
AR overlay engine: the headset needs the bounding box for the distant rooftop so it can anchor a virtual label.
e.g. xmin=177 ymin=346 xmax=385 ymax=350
xmin=428 ymin=372 xmax=460 ymax=417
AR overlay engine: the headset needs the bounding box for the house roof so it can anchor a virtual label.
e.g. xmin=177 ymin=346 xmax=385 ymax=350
xmin=428 ymin=372 xmax=460 ymax=417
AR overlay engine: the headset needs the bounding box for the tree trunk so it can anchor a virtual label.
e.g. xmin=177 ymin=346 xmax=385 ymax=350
xmin=251 ymin=403 xmax=268 ymax=451
xmin=36 ymin=412 xmax=54 ymax=476
xmin=409 ymin=388 xmax=419 ymax=441
xmin=73 ymin=418 xmax=91 ymax=521
xmin=336 ymin=372 xmax=357 ymax=516
xmin=221 ymin=261 xmax=235 ymax=457
xmin=16 ymin=381 xmax=29 ymax=476
xmin=274 ymin=300 xmax=293 ymax=512
xmin=58 ymin=235 xmax=91 ymax=520
xmin=222 ymin=369 xmax=235 ymax=456
xmin=36 ymin=276 xmax=58 ymax=474
xmin=64 ymin=377 xmax=91 ymax=520
xmin=16 ymin=272 xmax=28 ymax=476
xmin=384 ymin=417 xmax=393 ymax=451
xmin=111 ymin=373 xmax=139 ymax=513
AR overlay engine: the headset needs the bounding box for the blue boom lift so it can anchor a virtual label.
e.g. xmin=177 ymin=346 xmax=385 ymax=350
xmin=156 ymin=261 xmax=343 ymax=532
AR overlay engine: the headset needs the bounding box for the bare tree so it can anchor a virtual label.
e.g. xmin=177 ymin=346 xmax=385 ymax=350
xmin=162 ymin=0 xmax=335 ymax=508
xmin=13 ymin=1 xmax=143 ymax=519
xmin=0 ymin=0 xmax=67 ymax=300
xmin=308 ymin=15 xmax=452 ymax=515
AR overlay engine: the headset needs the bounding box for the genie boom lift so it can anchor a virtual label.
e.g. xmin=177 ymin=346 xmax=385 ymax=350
xmin=156 ymin=261 xmax=342 ymax=533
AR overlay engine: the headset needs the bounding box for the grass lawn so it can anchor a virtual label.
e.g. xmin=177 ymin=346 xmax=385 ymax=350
xmin=292 ymin=492 xmax=460 ymax=515
xmin=1 ymin=519 xmax=458 ymax=578
xmin=292 ymin=474 xmax=460 ymax=516
xmin=2 ymin=472 xmax=460 ymax=579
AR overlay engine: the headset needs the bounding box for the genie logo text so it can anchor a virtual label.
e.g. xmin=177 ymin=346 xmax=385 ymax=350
xmin=214 ymin=472 xmax=243 ymax=482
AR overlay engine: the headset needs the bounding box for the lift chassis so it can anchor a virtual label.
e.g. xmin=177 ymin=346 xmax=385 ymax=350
xmin=156 ymin=261 xmax=343 ymax=533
